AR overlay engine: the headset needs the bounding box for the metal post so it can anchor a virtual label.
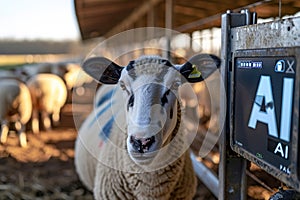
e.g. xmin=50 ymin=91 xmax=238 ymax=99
xmin=219 ymin=10 xmax=257 ymax=200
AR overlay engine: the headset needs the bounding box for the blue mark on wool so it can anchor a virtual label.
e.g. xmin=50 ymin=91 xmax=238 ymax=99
xmin=96 ymin=89 xmax=114 ymax=108
xmin=88 ymin=102 xmax=113 ymax=127
xmin=99 ymin=116 xmax=114 ymax=140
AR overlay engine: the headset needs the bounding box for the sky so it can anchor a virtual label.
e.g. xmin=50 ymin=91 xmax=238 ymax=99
xmin=0 ymin=0 xmax=80 ymax=41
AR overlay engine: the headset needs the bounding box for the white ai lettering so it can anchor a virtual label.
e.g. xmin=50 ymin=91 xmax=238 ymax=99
xmin=248 ymin=76 xmax=278 ymax=138
xmin=279 ymin=78 xmax=293 ymax=142
xmin=274 ymin=142 xmax=289 ymax=159
xmin=248 ymin=75 xmax=294 ymax=142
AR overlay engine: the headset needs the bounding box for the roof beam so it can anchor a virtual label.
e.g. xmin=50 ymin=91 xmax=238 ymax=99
xmin=105 ymin=0 xmax=163 ymax=37
xmin=77 ymin=3 xmax=137 ymax=18
xmin=174 ymin=5 xmax=208 ymax=18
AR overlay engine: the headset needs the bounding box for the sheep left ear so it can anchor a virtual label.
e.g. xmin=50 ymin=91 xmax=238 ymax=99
xmin=179 ymin=54 xmax=221 ymax=83
xmin=82 ymin=56 xmax=123 ymax=84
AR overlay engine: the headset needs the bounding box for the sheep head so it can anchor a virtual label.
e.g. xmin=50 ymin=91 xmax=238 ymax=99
xmin=82 ymin=54 xmax=220 ymax=165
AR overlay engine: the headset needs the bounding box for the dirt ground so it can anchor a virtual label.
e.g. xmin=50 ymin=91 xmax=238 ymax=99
xmin=0 ymin=103 xmax=217 ymax=200
xmin=0 ymin=102 xmax=94 ymax=200
xmin=0 ymin=87 xmax=284 ymax=200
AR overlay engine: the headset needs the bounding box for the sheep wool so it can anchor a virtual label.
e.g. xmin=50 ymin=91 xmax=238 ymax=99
xmin=0 ymin=78 xmax=32 ymax=147
xmin=75 ymin=54 xmax=220 ymax=199
xmin=75 ymin=85 xmax=197 ymax=199
xmin=27 ymin=73 xmax=67 ymax=133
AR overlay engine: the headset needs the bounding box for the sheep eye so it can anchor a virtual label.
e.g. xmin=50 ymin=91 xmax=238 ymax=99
xmin=119 ymin=81 xmax=126 ymax=90
xmin=161 ymin=89 xmax=170 ymax=106
xmin=127 ymin=94 xmax=134 ymax=110
xmin=172 ymin=81 xmax=180 ymax=90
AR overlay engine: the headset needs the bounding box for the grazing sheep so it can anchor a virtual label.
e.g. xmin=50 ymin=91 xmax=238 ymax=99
xmin=26 ymin=73 xmax=67 ymax=134
xmin=21 ymin=62 xmax=93 ymax=95
xmin=0 ymin=78 xmax=32 ymax=147
xmin=20 ymin=63 xmax=66 ymax=79
xmin=75 ymin=54 xmax=220 ymax=199
xmin=64 ymin=63 xmax=93 ymax=90
xmin=0 ymin=69 xmax=20 ymax=79
xmin=17 ymin=63 xmax=53 ymax=82
xmin=63 ymin=63 xmax=94 ymax=97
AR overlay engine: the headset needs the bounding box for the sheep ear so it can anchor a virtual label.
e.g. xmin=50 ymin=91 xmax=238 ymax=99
xmin=82 ymin=57 xmax=123 ymax=84
xmin=178 ymin=54 xmax=220 ymax=83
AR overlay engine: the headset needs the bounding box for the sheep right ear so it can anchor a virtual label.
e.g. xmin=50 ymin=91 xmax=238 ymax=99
xmin=178 ymin=54 xmax=220 ymax=83
xmin=82 ymin=57 xmax=123 ymax=84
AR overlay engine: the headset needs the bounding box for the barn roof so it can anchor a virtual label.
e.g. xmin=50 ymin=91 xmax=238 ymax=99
xmin=74 ymin=0 xmax=300 ymax=40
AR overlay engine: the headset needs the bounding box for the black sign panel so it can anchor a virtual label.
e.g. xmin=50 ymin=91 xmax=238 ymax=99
xmin=231 ymin=48 xmax=300 ymax=189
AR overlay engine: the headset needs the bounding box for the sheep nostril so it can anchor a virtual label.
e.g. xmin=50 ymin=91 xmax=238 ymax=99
xmin=130 ymin=135 xmax=155 ymax=153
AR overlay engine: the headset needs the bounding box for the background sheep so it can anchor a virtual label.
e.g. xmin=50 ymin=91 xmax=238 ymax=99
xmin=20 ymin=62 xmax=67 ymax=80
xmin=75 ymin=54 xmax=220 ymax=199
xmin=63 ymin=63 xmax=93 ymax=89
xmin=20 ymin=62 xmax=93 ymax=97
xmin=26 ymin=73 xmax=67 ymax=134
xmin=63 ymin=63 xmax=94 ymax=96
xmin=0 ymin=77 xmax=32 ymax=147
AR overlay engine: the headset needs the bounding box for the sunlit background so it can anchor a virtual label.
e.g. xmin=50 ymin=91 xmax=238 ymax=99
xmin=0 ymin=0 xmax=79 ymax=41
xmin=0 ymin=0 xmax=299 ymax=199
xmin=0 ymin=0 xmax=93 ymax=66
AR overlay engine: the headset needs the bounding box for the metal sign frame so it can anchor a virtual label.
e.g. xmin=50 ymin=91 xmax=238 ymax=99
xmin=230 ymin=47 xmax=300 ymax=191
xmin=220 ymin=12 xmax=300 ymax=199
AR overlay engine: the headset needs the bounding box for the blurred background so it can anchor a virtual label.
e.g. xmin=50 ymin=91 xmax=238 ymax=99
xmin=0 ymin=0 xmax=299 ymax=199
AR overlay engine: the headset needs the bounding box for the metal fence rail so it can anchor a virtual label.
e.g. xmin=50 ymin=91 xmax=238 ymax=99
xmin=191 ymin=10 xmax=300 ymax=200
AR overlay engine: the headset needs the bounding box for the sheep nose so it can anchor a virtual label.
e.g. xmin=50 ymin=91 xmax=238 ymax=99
xmin=130 ymin=135 xmax=155 ymax=153
xmin=138 ymin=117 xmax=151 ymax=126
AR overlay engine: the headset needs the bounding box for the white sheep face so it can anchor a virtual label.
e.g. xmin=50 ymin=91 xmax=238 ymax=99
xmin=118 ymin=57 xmax=181 ymax=163
xmin=82 ymin=54 xmax=220 ymax=165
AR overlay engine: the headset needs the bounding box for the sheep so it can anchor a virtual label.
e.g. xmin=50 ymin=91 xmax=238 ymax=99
xmin=63 ymin=63 xmax=94 ymax=96
xmin=20 ymin=62 xmax=66 ymax=79
xmin=0 ymin=78 xmax=32 ymax=147
xmin=75 ymin=54 xmax=220 ymax=199
xmin=26 ymin=73 xmax=67 ymax=134
xmin=17 ymin=63 xmax=53 ymax=82
xmin=20 ymin=62 xmax=93 ymax=95
xmin=64 ymin=63 xmax=93 ymax=90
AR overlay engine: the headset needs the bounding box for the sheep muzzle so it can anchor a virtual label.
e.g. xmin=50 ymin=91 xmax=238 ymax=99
xmin=129 ymin=135 xmax=155 ymax=153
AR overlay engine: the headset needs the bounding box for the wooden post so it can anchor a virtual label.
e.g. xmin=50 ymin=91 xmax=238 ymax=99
xmin=147 ymin=5 xmax=155 ymax=40
xmin=164 ymin=0 xmax=172 ymax=60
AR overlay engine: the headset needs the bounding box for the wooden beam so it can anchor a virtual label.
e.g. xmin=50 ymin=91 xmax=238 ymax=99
xmin=174 ymin=5 xmax=208 ymax=18
xmin=82 ymin=0 xmax=131 ymax=4
xmin=79 ymin=11 xmax=132 ymax=29
xmin=77 ymin=4 xmax=137 ymax=18
xmin=175 ymin=12 xmax=221 ymax=32
xmin=105 ymin=0 xmax=163 ymax=37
